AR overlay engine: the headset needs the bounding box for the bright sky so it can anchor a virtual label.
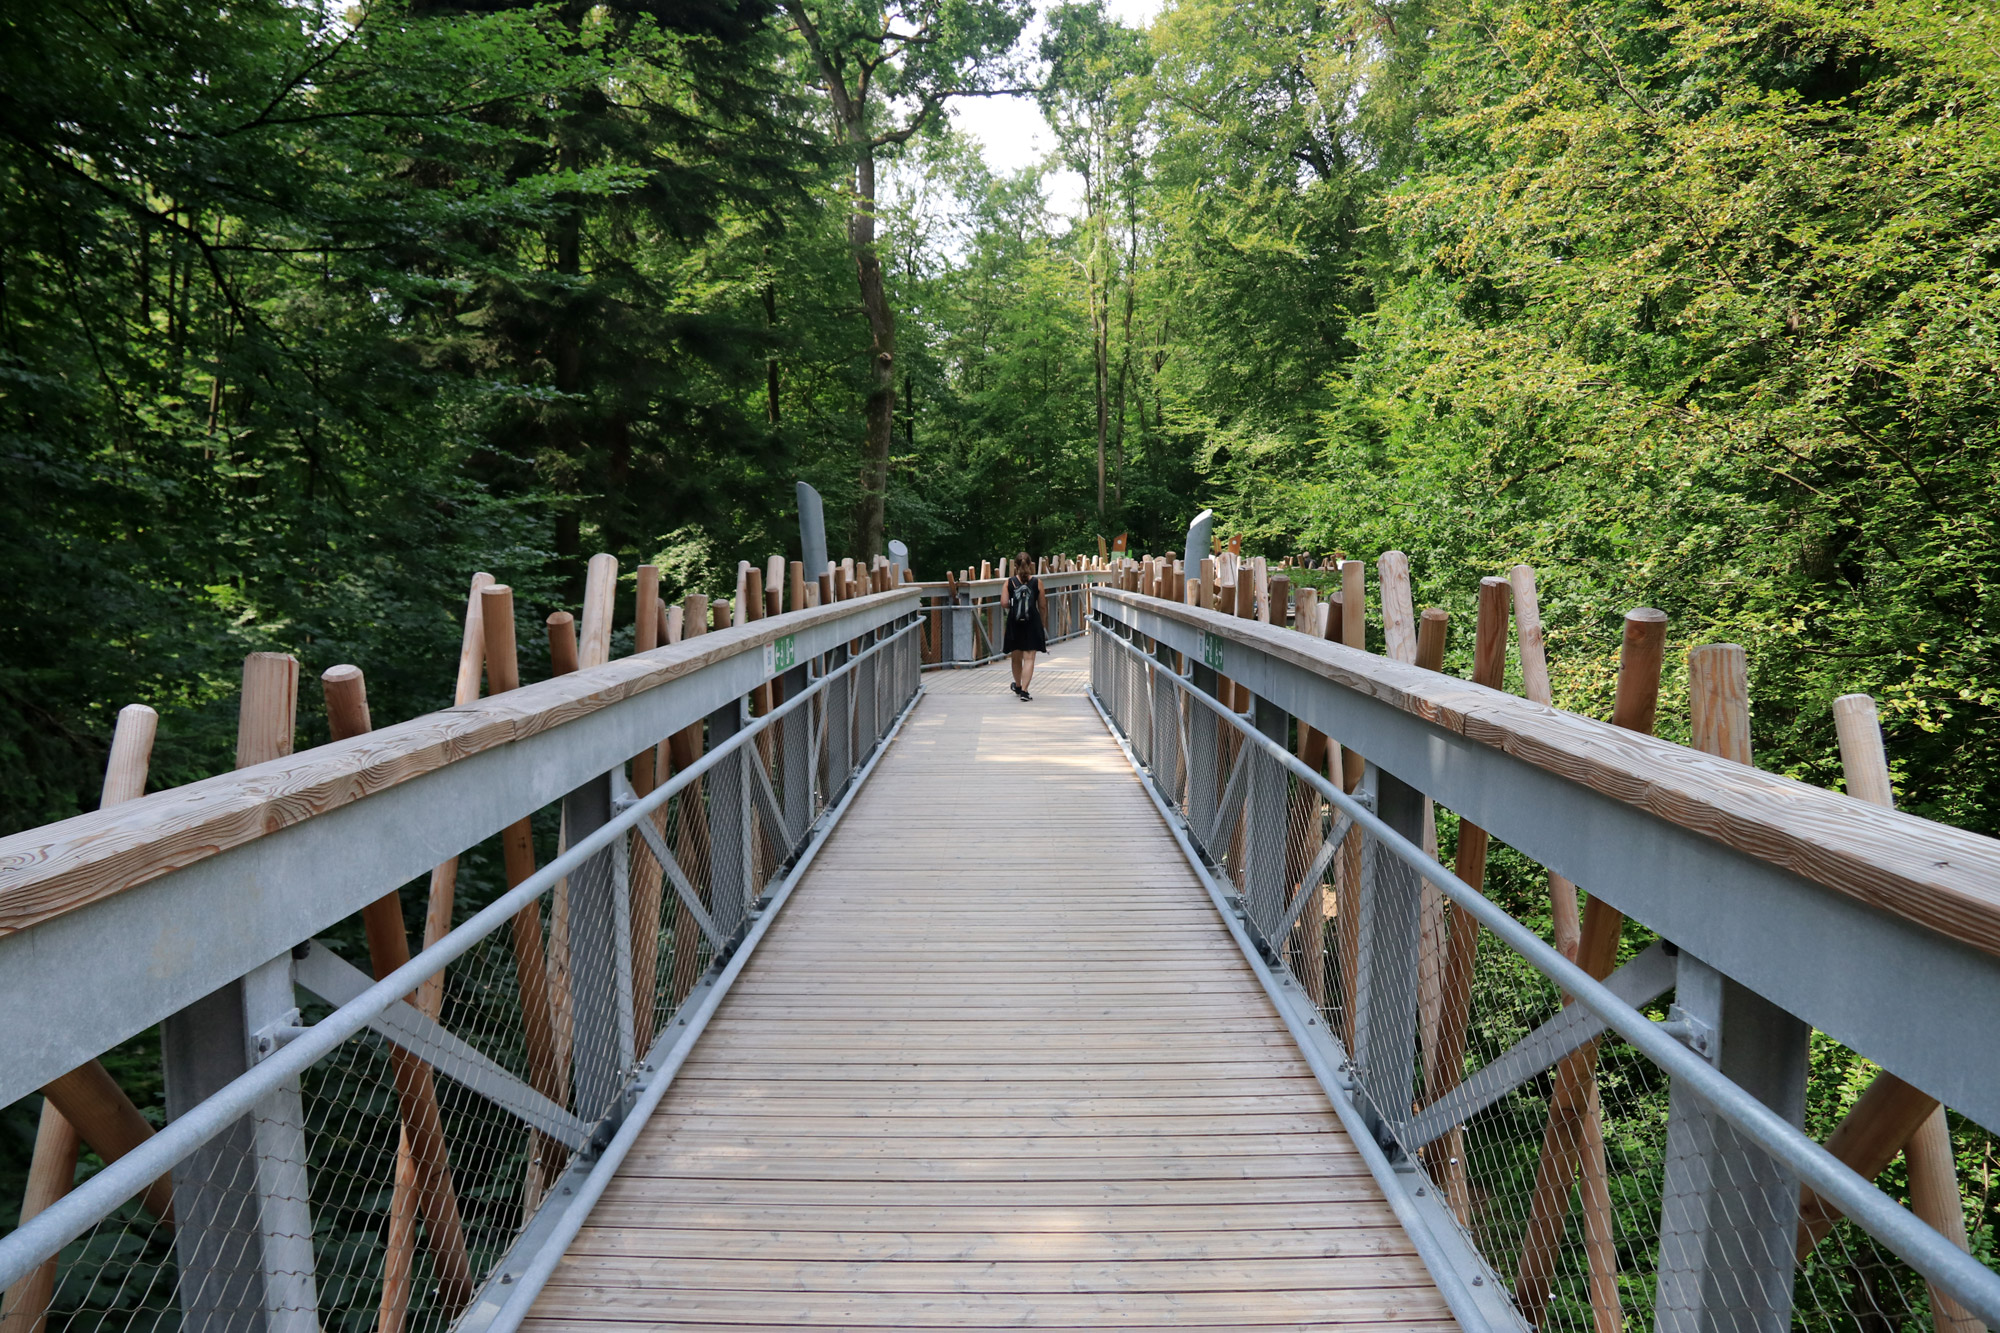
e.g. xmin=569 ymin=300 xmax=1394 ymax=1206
xmin=945 ymin=0 xmax=1163 ymax=216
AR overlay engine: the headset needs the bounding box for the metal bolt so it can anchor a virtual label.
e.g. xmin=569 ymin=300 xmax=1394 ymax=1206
xmin=562 ymin=1186 xmax=573 ymax=1196
xmin=499 ymin=1274 xmax=514 ymax=1285
xmin=1473 ymin=1276 xmax=1485 ymax=1287
xmin=1415 ymin=1187 xmax=1426 ymax=1197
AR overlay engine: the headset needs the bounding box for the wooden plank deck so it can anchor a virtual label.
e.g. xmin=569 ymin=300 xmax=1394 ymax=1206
xmin=526 ymin=637 xmax=1456 ymax=1332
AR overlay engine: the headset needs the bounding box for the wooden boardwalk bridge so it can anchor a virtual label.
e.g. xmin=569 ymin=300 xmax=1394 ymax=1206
xmin=532 ymin=641 xmax=1451 ymax=1331
xmin=3 ymin=554 xmax=2000 ymax=1333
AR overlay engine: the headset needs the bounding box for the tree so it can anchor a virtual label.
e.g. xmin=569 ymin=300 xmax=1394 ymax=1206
xmin=1038 ymin=1 xmax=1148 ymax=520
xmin=783 ymin=0 xmax=1032 ymax=559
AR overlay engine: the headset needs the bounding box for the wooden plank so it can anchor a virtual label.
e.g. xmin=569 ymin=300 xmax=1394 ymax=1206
xmin=526 ymin=1285 xmax=1450 ymax=1324
xmin=545 ymin=1254 xmax=1429 ymax=1294
xmin=561 ymin=1225 xmax=1419 ymax=1262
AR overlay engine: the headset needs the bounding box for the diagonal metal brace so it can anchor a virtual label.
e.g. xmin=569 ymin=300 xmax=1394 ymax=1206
xmin=748 ymin=753 xmax=791 ymax=860
xmin=1401 ymin=940 xmax=1679 ymax=1150
xmin=1267 ymin=810 xmax=1357 ymax=945
xmin=294 ymin=942 xmax=590 ymax=1151
xmin=1206 ymin=742 xmax=1251 ymax=854
xmin=629 ymin=814 xmax=725 ymax=949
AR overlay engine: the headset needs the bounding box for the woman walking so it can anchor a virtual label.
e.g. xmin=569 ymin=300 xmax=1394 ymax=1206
xmin=1004 ymin=551 xmax=1047 ymax=700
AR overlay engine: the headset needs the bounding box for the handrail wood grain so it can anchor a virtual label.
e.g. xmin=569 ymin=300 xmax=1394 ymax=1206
xmin=0 ymin=590 xmax=917 ymax=938
xmin=1095 ymin=589 xmax=2000 ymax=959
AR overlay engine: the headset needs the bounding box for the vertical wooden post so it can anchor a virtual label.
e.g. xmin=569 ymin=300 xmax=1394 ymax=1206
xmin=1411 ymin=608 xmax=1450 ymax=1117
xmin=1817 ymin=693 xmax=1980 ymax=1333
xmin=1376 ymin=551 xmax=1417 ymax=662
xmin=3 ymin=706 xmax=168 ymax=1333
xmin=476 ymin=588 xmax=564 ymax=1209
xmin=321 ymin=669 xmax=475 ymax=1326
xmin=1508 ymin=565 xmax=1580 ymax=958
xmin=1334 ymin=560 xmax=1367 ymax=1046
xmin=625 ymin=571 xmax=665 ymax=1057
xmin=416 ymin=574 xmax=494 ymax=1017
xmin=579 ymin=554 xmax=618 ymax=668
xmin=789 ymin=560 xmax=807 ymax=617
xmin=667 ymin=596 xmax=714 ymax=1004
xmin=1422 ymin=577 xmax=1510 ymax=1223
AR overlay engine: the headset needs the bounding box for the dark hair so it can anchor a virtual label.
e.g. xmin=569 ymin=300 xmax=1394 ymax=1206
xmin=1013 ymin=551 xmax=1033 ymax=579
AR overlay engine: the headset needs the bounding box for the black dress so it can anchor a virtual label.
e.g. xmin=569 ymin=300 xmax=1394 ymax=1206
xmin=1002 ymin=574 xmax=1048 ymax=653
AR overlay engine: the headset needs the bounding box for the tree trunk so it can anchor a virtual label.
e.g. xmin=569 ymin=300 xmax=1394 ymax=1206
xmin=850 ymin=140 xmax=895 ymax=561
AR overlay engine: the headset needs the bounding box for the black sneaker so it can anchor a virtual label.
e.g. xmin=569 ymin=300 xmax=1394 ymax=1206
xmin=1010 ymin=681 xmax=1024 ymax=696
xmin=1018 ymin=689 xmax=1033 ymax=701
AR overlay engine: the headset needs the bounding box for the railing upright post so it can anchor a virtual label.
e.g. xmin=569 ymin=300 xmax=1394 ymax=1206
xmin=1655 ymin=952 xmax=1811 ymax=1333
xmin=560 ymin=770 xmax=629 ymax=1125
xmin=780 ymin=662 xmax=813 ymax=847
xmin=1245 ymin=694 xmax=1291 ymax=942
xmin=826 ymin=644 xmax=854 ymax=796
xmin=161 ymin=954 xmax=321 ymax=1333
xmin=705 ymin=697 xmax=753 ymax=944
xmin=1353 ymin=764 xmax=1425 ymax=1145
xmin=1150 ymin=639 xmax=1178 ymax=801
xmin=858 ymin=627 xmax=880 ymax=748
xmin=1187 ymin=658 xmax=1222 ymax=855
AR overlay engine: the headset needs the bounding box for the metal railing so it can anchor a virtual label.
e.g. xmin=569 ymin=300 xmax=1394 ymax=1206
xmin=0 ymin=594 xmax=922 ymax=1333
xmin=1088 ymin=593 xmax=2000 ymax=1333
xmin=916 ymin=571 xmax=1102 ymax=669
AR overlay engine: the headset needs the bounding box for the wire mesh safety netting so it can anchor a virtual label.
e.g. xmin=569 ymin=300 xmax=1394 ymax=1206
xmin=0 ymin=619 xmax=923 ymax=1333
xmin=1090 ymin=614 xmax=1999 ymax=1333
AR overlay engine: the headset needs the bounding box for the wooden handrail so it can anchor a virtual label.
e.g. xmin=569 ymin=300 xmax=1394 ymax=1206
xmin=0 ymin=590 xmax=916 ymax=938
xmin=1096 ymin=588 xmax=2000 ymax=959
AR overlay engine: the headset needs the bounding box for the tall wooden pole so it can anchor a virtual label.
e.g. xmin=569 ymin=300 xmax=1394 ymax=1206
xmin=1796 ymin=693 xmax=1982 ymax=1333
xmin=475 ymin=587 xmax=565 ymax=1210
xmin=1422 ymin=577 xmax=1510 ymax=1223
xmin=321 ymin=668 xmax=476 ymax=1326
xmin=3 ymin=706 xmax=170 ymax=1333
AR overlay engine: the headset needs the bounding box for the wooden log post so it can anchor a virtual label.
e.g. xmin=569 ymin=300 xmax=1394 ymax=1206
xmin=321 ymin=668 xmax=476 ymax=1327
xmin=3 ymin=704 xmax=173 ymax=1333
xmin=414 ymin=574 xmax=494 ymax=1016
xmin=1514 ymin=608 xmax=1667 ymax=1333
xmin=476 ymin=587 xmax=565 ymax=1210
xmin=667 ymin=595 xmax=714 ymax=1005
xmin=1421 ymin=577 xmax=1511 ymax=1224
xmin=541 ymin=611 xmax=578 ymax=1112
xmin=1509 ymin=565 xmax=1581 ymax=959
xmin=625 ymin=569 xmax=666 ymax=1057
xmin=1789 ymin=694 xmax=1982 ymax=1333
xmin=1334 ymin=563 xmax=1367 ymax=1048
xmin=1412 ymin=607 xmax=1450 ymax=1111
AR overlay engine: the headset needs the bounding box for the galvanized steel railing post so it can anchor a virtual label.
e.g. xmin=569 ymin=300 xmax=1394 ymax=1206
xmin=560 ymin=770 xmax=629 ymax=1125
xmin=1655 ymin=950 xmax=1812 ymax=1333
xmin=1187 ymin=658 xmax=1222 ymax=855
xmin=826 ymin=645 xmax=853 ymax=794
xmin=1353 ymin=763 xmax=1425 ymax=1145
xmin=705 ymin=697 xmax=752 ymax=944
xmin=161 ymin=953 xmax=320 ymax=1333
xmin=1245 ymin=694 xmax=1290 ymax=943
xmin=1150 ymin=639 xmax=1177 ymax=794
xmin=780 ymin=662 xmax=813 ymax=844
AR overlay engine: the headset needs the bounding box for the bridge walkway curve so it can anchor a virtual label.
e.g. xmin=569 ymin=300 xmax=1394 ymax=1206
xmin=523 ymin=637 xmax=1456 ymax=1332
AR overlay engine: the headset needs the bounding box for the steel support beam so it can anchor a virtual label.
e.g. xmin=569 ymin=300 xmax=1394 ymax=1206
xmin=1354 ymin=765 xmax=1425 ymax=1145
xmin=560 ymin=771 xmax=626 ymax=1126
xmin=1655 ymin=952 xmax=1811 ymax=1333
xmin=161 ymin=954 xmax=319 ymax=1333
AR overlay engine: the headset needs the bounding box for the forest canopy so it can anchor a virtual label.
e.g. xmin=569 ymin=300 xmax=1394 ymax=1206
xmin=3 ymin=0 xmax=1997 ymax=838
